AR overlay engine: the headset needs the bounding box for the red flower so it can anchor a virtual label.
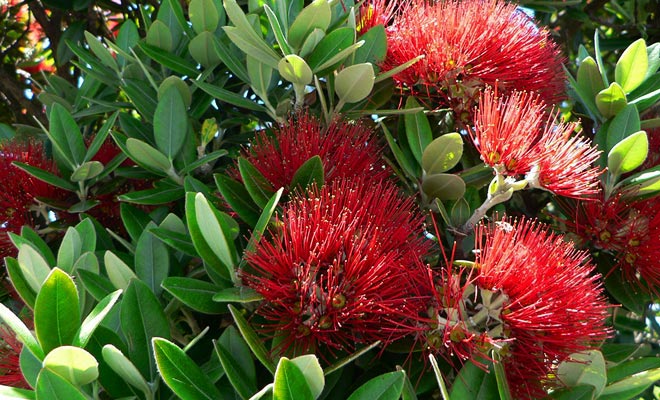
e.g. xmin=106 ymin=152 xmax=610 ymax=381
xmin=471 ymin=87 xmax=601 ymax=198
xmin=424 ymin=218 xmax=610 ymax=399
xmin=242 ymin=178 xmax=430 ymax=357
xmin=237 ymin=112 xmax=390 ymax=193
xmin=0 ymin=139 xmax=70 ymax=258
xmin=0 ymin=324 xmax=29 ymax=388
xmin=383 ymin=0 xmax=565 ymax=113
xmin=356 ymin=0 xmax=408 ymax=33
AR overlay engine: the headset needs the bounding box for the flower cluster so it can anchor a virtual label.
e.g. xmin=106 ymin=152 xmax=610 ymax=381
xmin=422 ymin=218 xmax=611 ymax=399
xmin=471 ymin=87 xmax=602 ymax=198
xmin=237 ymin=112 xmax=389 ymax=193
xmin=382 ymin=0 xmax=565 ymax=115
xmin=242 ymin=177 xmax=430 ymax=357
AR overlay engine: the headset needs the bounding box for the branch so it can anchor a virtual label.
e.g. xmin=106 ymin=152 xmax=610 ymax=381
xmin=0 ymin=68 xmax=47 ymax=126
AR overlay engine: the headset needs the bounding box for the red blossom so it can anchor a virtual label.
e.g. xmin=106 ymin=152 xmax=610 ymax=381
xmin=383 ymin=0 xmax=565 ymax=113
xmin=471 ymin=87 xmax=601 ymax=198
xmin=0 ymin=324 xmax=28 ymax=388
xmin=0 ymin=139 xmax=70 ymax=258
xmin=242 ymin=178 xmax=430 ymax=357
xmin=237 ymin=112 xmax=390 ymax=192
xmin=424 ymin=218 xmax=610 ymax=399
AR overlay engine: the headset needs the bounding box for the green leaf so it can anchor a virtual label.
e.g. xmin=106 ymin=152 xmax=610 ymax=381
xmin=193 ymin=192 xmax=237 ymax=279
xmin=70 ymin=161 xmax=104 ymax=182
xmin=347 ymin=370 xmax=405 ymax=400
xmin=121 ymin=280 xmax=170 ymax=381
xmin=13 ymin=226 xmax=57 ymax=267
xmin=288 ymin=355 xmax=324 ymax=399
xmin=607 ymin=357 xmax=660 ymax=383
xmin=278 ymin=54 xmax=313 ymax=85
xmin=146 ymin=20 xmax=173 ymax=52
xmin=214 ymin=174 xmax=260 ymax=226
xmin=120 ymin=203 xmax=153 ymax=243
xmin=84 ymin=31 xmax=118 ymax=72
xmin=323 ymin=341 xmax=381 ymax=376
xmin=380 ymin=121 xmax=418 ymax=178
xmin=154 ymin=85 xmax=188 ymax=160
xmin=0 ymin=302 xmax=43 ymax=360
xmin=550 ymin=385 xmax=596 ymax=400
xmin=243 ymin=188 xmax=284 ymax=258
xmin=35 ymin=369 xmax=87 ymax=400
xmin=159 ymin=76 xmax=192 ymax=108
xmin=77 ymin=269 xmax=115 ymax=302
xmin=212 ymin=287 xmax=263 ymax=303
xmin=492 ymin=352 xmax=512 ymax=400
xmin=189 ymin=32 xmax=223 ymax=68
xmin=223 ymin=25 xmax=281 ymax=68
xmin=17 ymin=244 xmax=51 ymax=293
xmin=618 ymin=165 xmax=660 ymax=197
xmin=606 ymin=104 xmax=641 ymax=152
xmin=404 ymin=97 xmax=433 ymax=165
xmin=599 ymin=367 xmax=660 ymax=400
xmin=135 ymin=224 xmax=170 ymax=296
xmin=299 ymin=28 xmax=325 ymax=58
xmin=335 ymin=63 xmax=375 ymax=104
xmin=125 ymin=138 xmax=172 ymax=173
xmin=101 ymin=344 xmax=152 ymax=397
xmin=557 ymin=350 xmax=607 ymax=397
xmin=422 ymin=132 xmax=463 ymax=174
xmin=5 ymin=257 xmax=37 ymax=308
xmin=56 ymin=228 xmax=81 ymax=274
xmin=290 ymin=155 xmax=324 ymax=191
xmin=11 ymin=162 xmax=77 ymax=191
xmin=0 ymin=386 xmax=35 ymax=399
xmin=354 ymin=25 xmax=387 ymax=65
xmin=150 ymin=227 xmax=197 ymax=255
xmin=215 ymin=326 xmax=257 ymax=398
xmin=162 ymin=277 xmax=228 ymax=314
xmin=615 ymin=38 xmax=648 ymax=93
xmin=228 ymin=304 xmax=276 ymax=374
xmin=449 ymin=360 xmax=498 ymax=400
xmin=608 ymin=130 xmax=648 ymax=178
xmin=263 ymin=5 xmax=292 ymax=55
xmin=189 ymin=0 xmax=219 ymax=33
xmin=138 ymin=42 xmax=199 ymax=77
xmin=123 ymin=78 xmax=158 ymax=121
xmin=238 ymin=157 xmax=276 ymax=208
xmin=596 ymin=82 xmax=628 ymax=119
xmin=422 ymin=173 xmax=466 ymax=201
xmin=42 ymin=346 xmax=99 ymax=386
xmin=104 ymin=251 xmax=138 ymax=290
xmin=192 ymin=80 xmax=268 ymax=113
xmin=287 ymin=0 xmax=331 ymax=50
xmin=306 ymin=27 xmax=353 ymax=73
xmin=34 ymin=268 xmax=80 ymax=354
xmin=116 ymin=20 xmax=139 ymax=67
xmin=48 ymin=103 xmax=86 ymax=168
xmin=117 ymin=183 xmax=185 ymax=205
xmin=153 ymin=337 xmax=222 ymax=400
xmin=273 ymin=357 xmax=314 ymax=400
xmin=73 ymin=289 xmax=122 ymax=348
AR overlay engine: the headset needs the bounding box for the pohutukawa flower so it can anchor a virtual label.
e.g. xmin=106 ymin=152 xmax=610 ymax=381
xmin=471 ymin=87 xmax=602 ymax=198
xmin=242 ymin=178 xmax=430 ymax=357
xmin=356 ymin=0 xmax=408 ymax=33
xmin=0 ymin=324 xmax=29 ymax=388
xmin=238 ymin=112 xmax=389 ymax=193
xmin=0 ymin=139 xmax=70 ymax=258
xmin=423 ymin=218 xmax=611 ymax=399
xmin=382 ymin=0 xmax=566 ymax=114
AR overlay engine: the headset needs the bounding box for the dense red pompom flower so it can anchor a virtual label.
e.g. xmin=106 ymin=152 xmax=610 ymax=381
xmin=242 ymin=178 xmax=431 ymax=357
xmin=382 ymin=0 xmax=565 ymax=114
xmin=471 ymin=87 xmax=601 ymax=198
xmin=0 ymin=324 xmax=29 ymax=389
xmin=0 ymin=139 xmax=70 ymax=258
xmin=237 ymin=113 xmax=390 ymax=193
xmin=423 ymin=218 xmax=611 ymax=399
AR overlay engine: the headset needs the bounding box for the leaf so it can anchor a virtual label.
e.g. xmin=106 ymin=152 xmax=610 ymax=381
xmin=238 ymin=157 xmax=276 ymax=208
xmin=449 ymin=360 xmax=498 ymax=400
xmin=278 ymin=54 xmax=313 ymax=85
xmin=263 ymin=5 xmax=292 ymax=55
xmin=104 ymin=251 xmax=137 ymax=290
xmin=287 ymin=0 xmax=331 ymax=50
xmin=73 ymin=289 xmax=122 ymax=348
xmin=117 ymin=183 xmax=185 ymax=205
xmin=288 ymin=355 xmax=324 ymax=399
xmin=150 ymin=227 xmax=197 ymax=255
xmin=214 ymin=174 xmax=260 ymax=226
xmin=422 ymin=173 xmax=466 ymax=201
xmin=42 ymin=346 xmax=99 ymax=386
xmin=608 ymin=130 xmax=648 ymax=178
xmin=35 ymin=369 xmax=87 ymax=400
xmin=135 ymin=224 xmax=170 ymax=296
xmin=153 ymin=337 xmax=222 ymax=400
xmin=335 ymin=63 xmax=375 ymax=104
xmin=347 ymin=370 xmax=405 ymax=400
xmin=101 ymin=345 xmax=152 ymax=397
xmin=146 ymin=20 xmax=173 ymax=52
xmin=0 ymin=386 xmax=35 ymax=399
xmin=0 ymin=302 xmax=43 ymax=360
xmin=596 ymin=82 xmax=628 ymax=119
xmin=138 ymin=42 xmax=199 ymax=77
xmin=306 ymin=27 xmax=353 ymax=73
xmin=34 ymin=268 xmax=80 ymax=354
xmin=599 ymin=367 xmax=660 ymax=400
xmin=606 ymin=104 xmax=641 ymax=152
xmin=123 ymin=78 xmax=158 ymax=121
xmin=228 ymin=304 xmax=276 ymax=374
xmin=120 ymin=280 xmax=170 ymax=381
xmin=422 ymin=132 xmax=463 ymax=174
xmin=615 ymin=38 xmax=648 ymax=93
xmin=84 ymin=31 xmax=118 ymax=72
xmin=77 ymin=269 xmax=115 ymax=302
xmin=11 ymin=162 xmax=77 ymax=191
xmin=56 ymin=228 xmax=81 ymax=274
xmin=404 ymin=97 xmax=433 ymax=165
xmin=162 ymin=277 xmax=228 ymax=314
xmin=48 ymin=103 xmax=86 ymax=168
xmin=212 ymin=287 xmax=263 ymax=303
xmin=125 ymin=138 xmax=172 ymax=173
xmin=290 ymin=155 xmax=324 ymax=191
xmin=323 ymin=341 xmax=381 ymax=376
xmin=5 ymin=257 xmax=37 ymax=308
xmin=243 ymin=188 xmax=284 ymax=258
xmin=557 ymin=350 xmax=607 ymax=397
xmin=194 ymin=193 xmax=237 ymax=279
xmin=354 ymin=25 xmax=387 ymax=65
xmin=273 ymin=358 xmax=314 ymax=400
xmin=215 ymin=326 xmax=257 ymax=398
xmin=17 ymin=244 xmax=52 ymax=293
xmin=189 ymin=0 xmax=219 ymax=33
xmin=154 ymin=85 xmax=188 ymax=160
xmin=192 ymin=80 xmax=268 ymax=113
xmin=607 ymin=357 xmax=660 ymax=383
xmin=116 ymin=20 xmax=139 ymax=67
xmin=189 ymin=32 xmax=223 ymax=68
